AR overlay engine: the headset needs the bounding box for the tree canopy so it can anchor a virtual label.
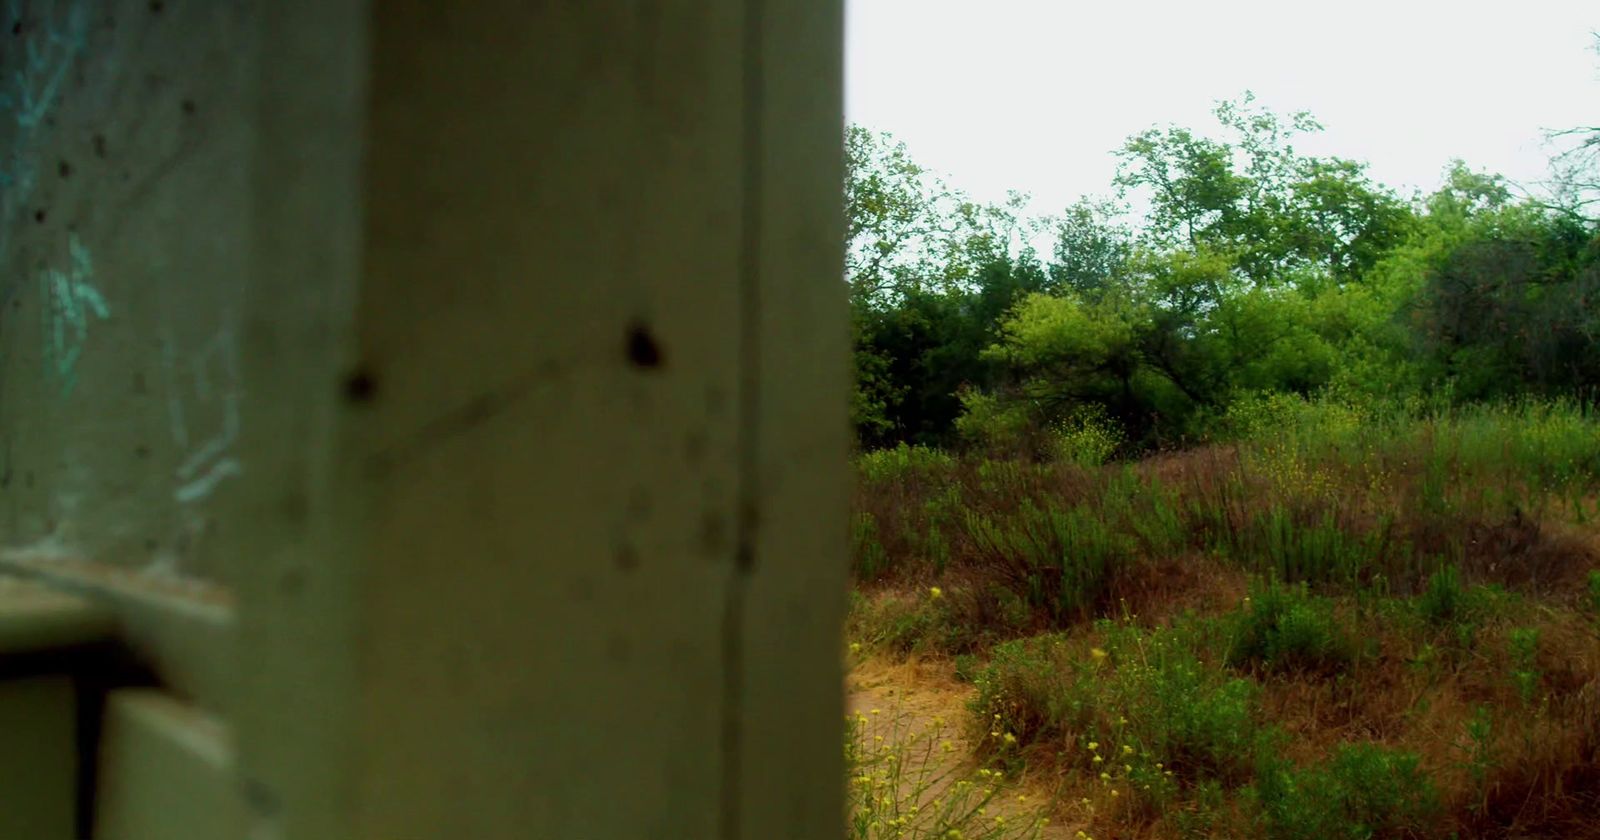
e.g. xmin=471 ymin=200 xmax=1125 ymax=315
xmin=847 ymin=85 xmax=1600 ymax=453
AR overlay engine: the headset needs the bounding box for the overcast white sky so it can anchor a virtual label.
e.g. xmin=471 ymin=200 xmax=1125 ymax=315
xmin=846 ymin=1 xmax=1600 ymax=214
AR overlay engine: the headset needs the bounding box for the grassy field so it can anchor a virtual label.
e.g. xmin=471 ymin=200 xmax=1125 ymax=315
xmin=845 ymin=399 xmax=1600 ymax=839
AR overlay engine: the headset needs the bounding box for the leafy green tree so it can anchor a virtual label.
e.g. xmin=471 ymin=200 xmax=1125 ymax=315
xmin=1049 ymin=198 xmax=1132 ymax=295
xmin=1114 ymin=93 xmax=1413 ymax=284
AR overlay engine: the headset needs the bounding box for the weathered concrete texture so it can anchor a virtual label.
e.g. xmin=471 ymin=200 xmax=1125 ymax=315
xmin=233 ymin=2 xmax=849 ymax=839
xmin=0 ymin=1 xmax=258 ymax=585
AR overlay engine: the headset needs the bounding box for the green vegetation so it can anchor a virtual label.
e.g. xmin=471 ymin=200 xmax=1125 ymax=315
xmin=847 ymin=42 xmax=1600 ymax=840
xmin=848 ymin=404 xmax=1600 ymax=837
xmin=848 ymin=92 xmax=1600 ymax=453
xmin=1253 ymin=743 xmax=1441 ymax=840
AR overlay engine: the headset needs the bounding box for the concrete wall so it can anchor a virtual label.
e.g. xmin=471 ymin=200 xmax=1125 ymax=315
xmin=1 ymin=1 xmax=258 ymax=587
xmin=3 ymin=2 xmax=847 ymax=838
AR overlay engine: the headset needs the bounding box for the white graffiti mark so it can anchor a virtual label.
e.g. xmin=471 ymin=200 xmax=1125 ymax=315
xmin=38 ymin=232 xmax=107 ymax=395
xmin=165 ymin=324 xmax=243 ymax=504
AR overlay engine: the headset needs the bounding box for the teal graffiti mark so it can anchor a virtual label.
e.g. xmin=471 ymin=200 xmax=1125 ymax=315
xmin=0 ymin=1 xmax=90 ymax=317
xmin=12 ymin=3 xmax=89 ymax=128
xmin=38 ymin=233 xmax=108 ymax=395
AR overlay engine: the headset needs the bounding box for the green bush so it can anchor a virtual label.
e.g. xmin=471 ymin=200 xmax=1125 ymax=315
xmin=1415 ymin=564 xmax=1465 ymax=625
xmin=1247 ymin=506 xmax=1384 ymax=585
xmin=1587 ymin=570 xmax=1600 ymax=613
xmin=1253 ymin=743 xmax=1441 ymax=840
xmin=1226 ymin=580 xmax=1354 ymax=673
xmin=972 ymin=623 xmax=1266 ymax=788
xmin=1050 ymin=407 xmax=1124 ymax=468
xmin=1507 ymin=626 xmax=1541 ymax=706
xmin=964 ymin=501 xmax=1133 ymax=621
xmin=852 ymin=512 xmax=890 ymax=580
xmin=857 ymin=442 xmax=958 ymax=485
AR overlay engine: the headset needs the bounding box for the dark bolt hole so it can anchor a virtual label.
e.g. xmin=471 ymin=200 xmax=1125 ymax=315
xmin=625 ymin=323 xmax=664 ymax=370
xmin=343 ymin=369 xmax=378 ymax=403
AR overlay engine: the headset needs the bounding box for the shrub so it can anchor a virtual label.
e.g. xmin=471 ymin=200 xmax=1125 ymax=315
xmin=1587 ymin=570 xmax=1600 ymax=613
xmin=1415 ymin=564 xmax=1465 ymax=625
xmin=858 ymin=443 xmax=958 ymax=485
xmin=1506 ymin=626 xmax=1541 ymax=706
xmin=848 ymin=586 xmax=1031 ymax=657
xmin=964 ymin=501 xmax=1133 ymax=621
xmin=1252 ymin=743 xmax=1441 ymax=840
xmin=853 ymin=512 xmax=891 ymax=580
xmin=1226 ymin=580 xmax=1354 ymax=673
xmin=1245 ymin=506 xmax=1387 ymax=586
xmin=1050 ymin=407 xmax=1124 ymax=468
xmin=972 ymin=623 xmax=1267 ymax=789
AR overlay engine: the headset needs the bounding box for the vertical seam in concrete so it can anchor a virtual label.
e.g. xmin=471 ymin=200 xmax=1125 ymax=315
xmin=721 ymin=0 xmax=766 ymax=837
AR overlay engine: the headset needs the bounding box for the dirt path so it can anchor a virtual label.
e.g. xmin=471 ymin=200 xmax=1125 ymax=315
xmin=847 ymin=656 xmax=1082 ymax=839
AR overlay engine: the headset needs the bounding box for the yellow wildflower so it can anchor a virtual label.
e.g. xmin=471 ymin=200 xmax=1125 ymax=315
xmin=929 ymin=586 xmax=943 ymax=600
xmin=1091 ymin=647 xmax=1108 ymax=662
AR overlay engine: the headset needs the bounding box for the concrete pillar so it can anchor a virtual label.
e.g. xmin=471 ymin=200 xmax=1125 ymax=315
xmin=240 ymin=1 xmax=849 ymax=838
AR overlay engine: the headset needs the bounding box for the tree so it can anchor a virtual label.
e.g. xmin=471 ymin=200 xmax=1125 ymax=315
xmin=1049 ymin=198 xmax=1132 ymax=295
xmin=1114 ymin=93 xmax=1412 ymax=284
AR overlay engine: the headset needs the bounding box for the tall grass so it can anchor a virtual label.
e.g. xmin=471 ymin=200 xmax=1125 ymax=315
xmin=852 ymin=398 xmax=1600 ymax=603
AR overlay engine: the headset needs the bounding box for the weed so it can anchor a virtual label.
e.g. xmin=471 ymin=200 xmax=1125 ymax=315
xmin=1455 ymin=705 xmax=1495 ymax=815
xmin=1506 ymin=626 xmax=1541 ymax=707
xmin=854 ymin=512 xmax=892 ymax=581
xmin=964 ymin=501 xmax=1132 ymax=621
xmin=1225 ymin=580 xmax=1354 ymax=673
xmin=1416 ymin=564 xmax=1465 ymax=625
xmin=858 ymin=443 xmax=958 ymax=486
xmin=972 ymin=623 xmax=1266 ymax=790
xmin=1050 ymin=407 xmax=1124 ymax=468
xmin=1252 ymin=743 xmax=1441 ymax=840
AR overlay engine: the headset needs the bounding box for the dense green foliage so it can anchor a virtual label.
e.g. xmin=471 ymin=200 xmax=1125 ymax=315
xmin=848 ymin=94 xmax=1600 ymax=451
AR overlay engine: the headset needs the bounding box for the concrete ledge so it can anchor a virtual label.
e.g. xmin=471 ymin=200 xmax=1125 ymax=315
xmin=0 ymin=575 xmax=115 ymax=658
xmin=0 ymin=554 xmax=233 ymax=710
xmin=95 ymin=689 xmax=239 ymax=840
